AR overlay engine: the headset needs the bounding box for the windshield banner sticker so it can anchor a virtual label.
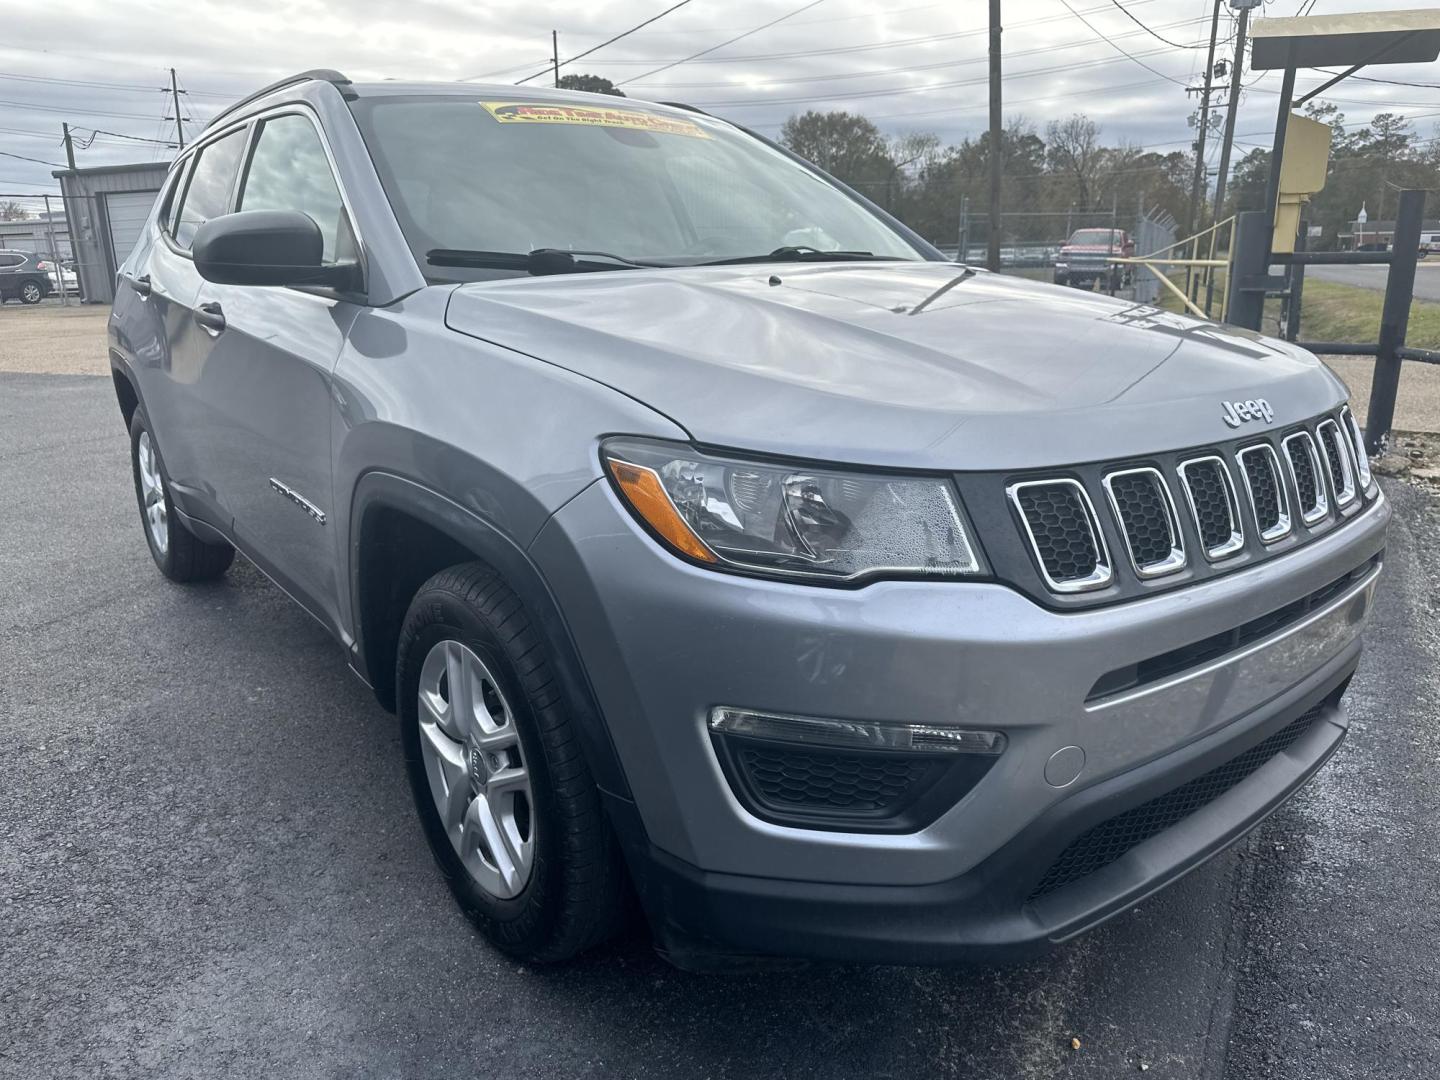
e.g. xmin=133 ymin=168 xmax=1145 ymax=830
xmin=480 ymin=101 xmax=710 ymax=138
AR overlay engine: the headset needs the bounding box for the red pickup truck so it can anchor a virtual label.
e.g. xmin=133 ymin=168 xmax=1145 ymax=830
xmin=1053 ymin=228 xmax=1135 ymax=291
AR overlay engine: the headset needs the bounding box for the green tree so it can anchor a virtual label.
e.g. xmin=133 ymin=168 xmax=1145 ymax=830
xmin=780 ymin=110 xmax=897 ymax=202
xmin=556 ymin=73 xmax=625 ymax=97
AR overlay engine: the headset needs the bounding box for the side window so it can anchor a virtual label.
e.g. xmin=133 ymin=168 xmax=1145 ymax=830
xmin=239 ymin=114 xmax=352 ymax=264
xmin=0 ymin=254 xmax=23 ymax=268
xmin=174 ymin=129 xmax=247 ymax=250
xmin=161 ymin=158 xmax=192 ymax=238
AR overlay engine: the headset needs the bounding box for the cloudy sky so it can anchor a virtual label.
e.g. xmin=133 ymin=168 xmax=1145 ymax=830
xmin=3 ymin=0 xmax=1438 ymax=209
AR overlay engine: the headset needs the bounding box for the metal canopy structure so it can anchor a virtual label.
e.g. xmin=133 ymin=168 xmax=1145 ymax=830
xmin=1250 ymin=9 xmax=1440 ymax=69
xmin=1240 ymin=6 xmax=1440 ymax=285
xmin=1223 ymin=8 xmax=1440 ymax=456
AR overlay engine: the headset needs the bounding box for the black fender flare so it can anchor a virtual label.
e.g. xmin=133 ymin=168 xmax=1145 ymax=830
xmin=348 ymin=470 xmax=633 ymax=800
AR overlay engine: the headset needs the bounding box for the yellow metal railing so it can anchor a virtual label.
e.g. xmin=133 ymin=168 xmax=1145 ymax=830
xmin=1110 ymin=216 xmax=1236 ymax=320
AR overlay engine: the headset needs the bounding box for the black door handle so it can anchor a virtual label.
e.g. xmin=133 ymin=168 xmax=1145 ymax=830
xmin=127 ymin=273 xmax=152 ymax=298
xmin=195 ymin=301 xmax=226 ymax=334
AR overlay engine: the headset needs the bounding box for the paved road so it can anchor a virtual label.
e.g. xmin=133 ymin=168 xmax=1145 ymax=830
xmin=1307 ymin=262 xmax=1440 ymax=301
xmin=3 ymin=372 xmax=1438 ymax=1080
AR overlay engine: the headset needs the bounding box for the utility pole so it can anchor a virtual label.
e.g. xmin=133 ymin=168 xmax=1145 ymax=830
xmin=61 ymin=122 xmax=76 ymax=171
xmin=170 ymin=68 xmax=185 ymax=150
xmin=986 ymin=0 xmax=1002 ymax=273
xmin=552 ymin=31 xmax=560 ymax=88
xmin=1212 ymin=2 xmax=1254 ymax=221
xmin=1185 ymin=0 xmax=1223 ymax=240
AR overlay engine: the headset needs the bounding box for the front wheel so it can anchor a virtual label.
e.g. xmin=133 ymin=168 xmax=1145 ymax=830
xmin=129 ymin=411 xmax=234 ymax=582
xmin=397 ymin=562 xmax=627 ymax=963
xmin=19 ymin=280 xmax=42 ymax=304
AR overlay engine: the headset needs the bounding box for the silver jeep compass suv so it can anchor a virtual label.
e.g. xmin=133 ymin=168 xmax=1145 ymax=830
xmin=108 ymin=71 xmax=1389 ymax=968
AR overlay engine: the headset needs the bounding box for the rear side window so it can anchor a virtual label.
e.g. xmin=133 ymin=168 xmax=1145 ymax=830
xmin=0 ymin=254 xmax=24 ymax=268
xmin=173 ymin=129 xmax=247 ymax=250
xmin=238 ymin=114 xmax=352 ymax=264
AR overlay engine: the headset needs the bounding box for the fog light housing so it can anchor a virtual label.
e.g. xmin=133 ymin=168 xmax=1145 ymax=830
xmin=708 ymin=707 xmax=1006 ymax=755
xmin=708 ymin=707 xmax=1005 ymax=833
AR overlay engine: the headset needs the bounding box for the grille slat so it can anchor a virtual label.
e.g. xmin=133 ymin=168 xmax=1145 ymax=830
xmin=1178 ymin=456 xmax=1244 ymax=559
xmin=1008 ymin=479 xmax=1112 ymax=592
xmin=1282 ymin=431 xmax=1328 ymax=524
xmin=1237 ymin=444 xmax=1291 ymax=542
xmin=1103 ymin=468 xmax=1185 ymax=577
xmin=1027 ymin=704 xmax=1324 ymax=901
xmin=1317 ymin=419 xmax=1357 ymax=507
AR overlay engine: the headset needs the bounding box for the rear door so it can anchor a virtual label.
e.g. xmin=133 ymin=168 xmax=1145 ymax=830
xmin=186 ymin=109 xmax=362 ymax=627
xmin=0 ymin=252 xmax=23 ymax=297
xmin=141 ymin=127 xmax=249 ymax=504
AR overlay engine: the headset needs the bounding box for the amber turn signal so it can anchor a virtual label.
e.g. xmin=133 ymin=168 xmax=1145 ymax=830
xmin=607 ymin=459 xmax=717 ymax=563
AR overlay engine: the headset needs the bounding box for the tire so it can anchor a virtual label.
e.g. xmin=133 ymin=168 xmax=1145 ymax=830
xmin=19 ymin=279 xmax=43 ymax=304
xmin=129 ymin=410 xmax=235 ymax=582
xmin=397 ymin=562 xmax=626 ymax=963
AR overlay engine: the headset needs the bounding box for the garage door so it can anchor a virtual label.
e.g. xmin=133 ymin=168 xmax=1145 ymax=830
xmin=104 ymin=190 xmax=159 ymax=267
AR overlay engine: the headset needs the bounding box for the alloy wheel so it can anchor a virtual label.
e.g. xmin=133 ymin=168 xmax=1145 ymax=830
xmin=416 ymin=639 xmax=535 ymax=900
xmin=21 ymin=282 xmax=40 ymax=303
xmin=136 ymin=430 xmax=168 ymax=554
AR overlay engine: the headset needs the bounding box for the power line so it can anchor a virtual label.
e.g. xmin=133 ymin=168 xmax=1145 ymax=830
xmin=571 ymin=0 xmax=1164 ymax=66
xmin=637 ymin=14 xmax=1211 ymax=90
xmin=502 ymin=0 xmax=699 ymax=84
xmin=1107 ymin=0 xmax=1207 ymax=49
xmin=0 ymin=97 xmax=178 ymax=121
xmin=1056 ymin=0 xmax=1190 ymax=86
xmin=618 ymin=0 xmax=828 ymax=86
xmin=0 ymin=148 xmax=65 ymax=168
xmin=684 ymin=41 xmax=1188 ymax=108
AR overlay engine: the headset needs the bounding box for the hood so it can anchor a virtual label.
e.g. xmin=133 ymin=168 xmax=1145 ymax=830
xmin=444 ymin=262 xmax=1347 ymax=470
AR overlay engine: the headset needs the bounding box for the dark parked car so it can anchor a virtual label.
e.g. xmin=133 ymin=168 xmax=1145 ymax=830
xmin=108 ymin=71 xmax=1388 ymax=969
xmin=0 ymin=249 xmax=54 ymax=304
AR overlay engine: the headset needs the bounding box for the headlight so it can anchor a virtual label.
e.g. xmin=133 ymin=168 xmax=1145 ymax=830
xmin=602 ymin=438 xmax=982 ymax=582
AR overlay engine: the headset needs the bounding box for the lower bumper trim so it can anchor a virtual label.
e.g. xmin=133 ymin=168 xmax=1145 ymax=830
xmin=615 ymin=663 xmax=1354 ymax=967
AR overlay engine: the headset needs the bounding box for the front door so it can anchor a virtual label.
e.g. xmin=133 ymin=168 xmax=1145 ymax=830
xmin=185 ymin=110 xmax=362 ymax=630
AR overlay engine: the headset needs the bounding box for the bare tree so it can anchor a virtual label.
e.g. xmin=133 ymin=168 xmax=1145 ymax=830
xmin=0 ymin=200 xmax=30 ymax=222
xmin=1046 ymin=114 xmax=1103 ymax=211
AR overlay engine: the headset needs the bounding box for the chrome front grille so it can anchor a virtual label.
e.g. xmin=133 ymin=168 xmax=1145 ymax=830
xmin=1317 ymin=419 xmax=1357 ymax=507
xmin=1177 ymin=456 xmax=1244 ymax=560
xmin=1281 ymin=431 xmax=1328 ymax=524
xmin=1003 ymin=408 xmax=1373 ymax=599
xmin=1237 ymin=444 xmax=1292 ymax=543
xmin=1102 ymin=467 xmax=1186 ymax=577
xmin=1007 ymin=479 xmax=1112 ymax=592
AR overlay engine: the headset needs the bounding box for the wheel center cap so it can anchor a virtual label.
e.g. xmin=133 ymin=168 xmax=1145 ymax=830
xmin=467 ymin=742 xmax=490 ymax=791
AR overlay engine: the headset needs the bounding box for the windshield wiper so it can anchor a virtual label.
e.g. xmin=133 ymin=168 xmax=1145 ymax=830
xmin=426 ymin=248 xmax=669 ymax=275
xmin=695 ymin=246 xmax=905 ymax=267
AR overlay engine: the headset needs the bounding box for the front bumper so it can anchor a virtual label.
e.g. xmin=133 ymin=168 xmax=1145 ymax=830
xmin=530 ymin=479 xmax=1388 ymax=961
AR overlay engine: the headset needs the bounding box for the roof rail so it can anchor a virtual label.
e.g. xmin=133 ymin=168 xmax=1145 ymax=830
xmin=203 ymin=69 xmax=353 ymax=132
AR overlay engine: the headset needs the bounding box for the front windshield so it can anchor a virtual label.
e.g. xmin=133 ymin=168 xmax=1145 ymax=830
xmin=350 ymin=96 xmax=925 ymax=279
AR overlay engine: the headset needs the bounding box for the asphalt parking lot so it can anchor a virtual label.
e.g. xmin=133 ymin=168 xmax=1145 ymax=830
xmin=3 ymin=314 xmax=1440 ymax=1078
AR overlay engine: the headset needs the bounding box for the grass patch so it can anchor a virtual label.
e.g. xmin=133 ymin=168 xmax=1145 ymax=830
xmin=1154 ymin=273 xmax=1440 ymax=352
xmin=1290 ymin=279 xmax=1440 ymax=351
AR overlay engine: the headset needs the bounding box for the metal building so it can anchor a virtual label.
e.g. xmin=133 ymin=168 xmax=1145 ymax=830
xmin=51 ymin=161 xmax=171 ymax=303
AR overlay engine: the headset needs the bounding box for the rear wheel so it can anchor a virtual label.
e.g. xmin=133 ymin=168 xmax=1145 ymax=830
xmin=129 ymin=411 xmax=234 ymax=582
xmin=19 ymin=280 xmax=42 ymax=304
xmin=397 ymin=562 xmax=627 ymax=962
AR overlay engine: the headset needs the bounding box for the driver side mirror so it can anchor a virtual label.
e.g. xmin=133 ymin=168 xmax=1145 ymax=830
xmin=192 ymin=210 xmax=360 ymax=291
